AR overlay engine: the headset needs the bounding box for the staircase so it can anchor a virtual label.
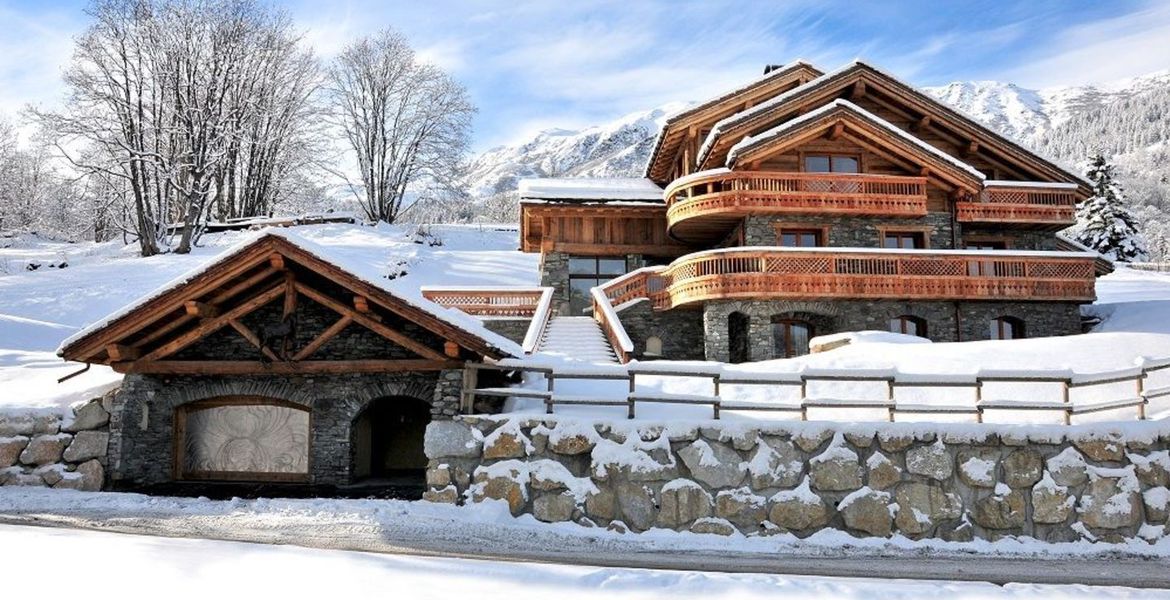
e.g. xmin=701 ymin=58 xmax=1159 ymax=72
xmin=536 ymin=316 xmax=619 ymax=363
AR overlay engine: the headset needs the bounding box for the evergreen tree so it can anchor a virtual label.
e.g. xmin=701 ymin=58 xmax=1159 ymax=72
xmin=1073 ymin=154 xmax=1147 ymax=261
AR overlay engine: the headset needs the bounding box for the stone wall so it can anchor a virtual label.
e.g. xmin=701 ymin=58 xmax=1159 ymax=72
xmin=616 ymin=300 xmax=705 ymax=361
xmin=109 ymin=370 xmax=460 ymax=488
xmin=744 ymin=213 xmax=956 ymax=249
xmin=482 ymin=318 xmax=534 ymax=345
xmin=700 ymin=299 xmax=1082 ymax=362
xmin=0 ymin=391 xmax=114 ymax=491
xmin=423 ymin=416 xmax=1170 ymax=543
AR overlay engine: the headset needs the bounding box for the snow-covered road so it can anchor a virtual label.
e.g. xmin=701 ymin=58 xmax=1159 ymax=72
xmin=2 ymin=488 xmax=1169 ymax=589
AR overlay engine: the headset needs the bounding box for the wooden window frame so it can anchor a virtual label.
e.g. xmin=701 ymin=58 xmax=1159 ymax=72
xmin=800 ymin=151 xmax=863 ymax=174
xmin=774 ymin=223 xmax=831 ymax=247
xmin=991 ymin=316 xmax=1026 ymax=340
xmin=877 ymin=225 xmax=933 ymax=249
xmin=962 ymin=236 xmax=1013 ymax=250
xmin=771 ymin=317 xmax=815 ymax=359
xmin=889 ymin=315 xmax=928 ymax=338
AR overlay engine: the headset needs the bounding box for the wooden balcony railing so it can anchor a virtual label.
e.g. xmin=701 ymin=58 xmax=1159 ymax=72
xmin=957 ymin=182 xmax=1078 ymax=227
xmin=664 ymin=170 xmax=928 ymax=237
xmin=421 ymin=288 xmax=548 ymax=317
xmin=594 ymin=248 xmax=1097 ymax=312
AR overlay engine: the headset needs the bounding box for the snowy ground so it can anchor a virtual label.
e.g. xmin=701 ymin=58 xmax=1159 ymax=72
xmin=5 ymin=523 xmax=1161 ymax=599
xmin=2 ymin=488 xmax=1169 ymax=592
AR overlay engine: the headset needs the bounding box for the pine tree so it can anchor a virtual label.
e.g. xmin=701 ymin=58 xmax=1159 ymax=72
xmin=1073 ymin=154 xmax=1147 ymax=261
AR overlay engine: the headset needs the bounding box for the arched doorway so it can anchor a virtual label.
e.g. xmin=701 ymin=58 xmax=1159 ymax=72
xmin=728 ymin=311 xmax=750 ymax=364
xmin=351 ymin=396 xmax=432 ymax=482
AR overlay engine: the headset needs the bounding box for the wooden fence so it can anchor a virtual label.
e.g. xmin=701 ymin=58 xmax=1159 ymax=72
xmin=462 ymin=357 xmax=1170 ymax=424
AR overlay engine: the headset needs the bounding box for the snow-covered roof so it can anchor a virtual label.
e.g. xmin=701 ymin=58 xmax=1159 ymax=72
xmin=695 ymin=59 xmax=1091 ymax=188
xmin=726 ymin=99 xmax=986 ymax=181
xmin=58 ymin=229 xmax=525 ymax=359
xmin=518 ymin=177 xmax=664 ymax=202
xmin=642 ymin=59 xmax=822 ymax=177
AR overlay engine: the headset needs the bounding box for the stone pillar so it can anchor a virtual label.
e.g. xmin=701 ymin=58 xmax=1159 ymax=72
xmin=539 ymin=251 xmax=570 ymax=316
xmin=432 ymin=369 xmax=464 ymax=420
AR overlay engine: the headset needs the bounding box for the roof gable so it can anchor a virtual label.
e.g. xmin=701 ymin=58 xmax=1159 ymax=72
xmin=697 ymin=61 xmax=1090 ymax=194
xmin=59 ymin=232 xmax=520 ymax=374
xmin=726 ymin=99 xmax=985 ymax=192
xmin=643 ymin=60 xmax=824 ymax=183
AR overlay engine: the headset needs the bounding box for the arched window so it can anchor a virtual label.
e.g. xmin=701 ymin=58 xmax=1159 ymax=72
xmin=644 ymin=336 xmax=663 ymax=357
xmin=889 ymin=315 xmax=928 ymax=338
xmin=772 ymin=317 xmax=815 ymax=358
xmin=991 ymin=316 xmax=1025 ymax=340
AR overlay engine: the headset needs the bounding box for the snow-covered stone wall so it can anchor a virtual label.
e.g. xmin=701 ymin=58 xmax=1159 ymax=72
xmin=424 ymin=416 xmax=1170 ymax=543
xmin=0 ymin=391 xmax=114 ymax=491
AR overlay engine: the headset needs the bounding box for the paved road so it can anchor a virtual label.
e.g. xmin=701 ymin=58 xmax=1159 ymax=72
xmin=2 ymin=509 xmax=1166 ymax=589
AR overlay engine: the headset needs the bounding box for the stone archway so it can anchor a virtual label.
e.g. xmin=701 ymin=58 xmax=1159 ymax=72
xmin=350 ymin=396 xmax=433 ymax=482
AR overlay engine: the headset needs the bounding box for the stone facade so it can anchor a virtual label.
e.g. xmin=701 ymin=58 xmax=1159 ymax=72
xmin=615 ymin=300 xmax=705 ymax=361
xmin=482 ymin=318 xmax=534 ymax=345
xmin=107 ymin=370 xmax=461 ymax=488
xmin=425 ymin=416 xmax=1170 ymax=543
xmin=700 ymin=299 xmax=1082 ymax=362
xmin=0 ymin=392 xmax=114 ymax=491
xmin=744 ymin=213 xmax=956 ymax=249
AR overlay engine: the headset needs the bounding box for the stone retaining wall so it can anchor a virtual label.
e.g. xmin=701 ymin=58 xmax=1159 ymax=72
xmin=423 ymin=416 xmax=1170 ymax=543
xmin=0 ymin=390 xmax=115 ymax=491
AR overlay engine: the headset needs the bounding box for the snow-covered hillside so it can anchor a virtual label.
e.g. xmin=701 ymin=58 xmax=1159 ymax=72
xmin=464 ymin=102 xmax=688 ymax=199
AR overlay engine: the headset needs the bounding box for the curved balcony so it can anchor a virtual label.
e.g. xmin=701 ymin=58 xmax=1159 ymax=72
xmin=957 ymin=182 xmax=1077 ymax=230
xmin=597 ymin=247 xmax=1097 ymax=310
xmin=664 ymin=170 xmax=929 ymax=244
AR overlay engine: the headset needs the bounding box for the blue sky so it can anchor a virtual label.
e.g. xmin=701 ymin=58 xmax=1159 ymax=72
xmin=2 ymin=0 xmax=1169 ymax=151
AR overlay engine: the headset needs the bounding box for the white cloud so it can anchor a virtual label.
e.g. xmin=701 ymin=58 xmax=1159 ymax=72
xmin=1000 ymin=0 xmax=1170 ymax=88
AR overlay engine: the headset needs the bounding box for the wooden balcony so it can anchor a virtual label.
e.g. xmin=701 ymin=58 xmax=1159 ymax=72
xmin=957 ymin=182 xmax=1078 ymax=230
xmin=664 ymin=170 xmax=928 ymax=244
xmin=421 ymin=288 xmax=547 ymax=317
xmin=597 ymin=248 xmax=1097 ymax=310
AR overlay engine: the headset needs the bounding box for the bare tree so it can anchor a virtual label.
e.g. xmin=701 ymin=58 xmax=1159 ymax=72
xmin=327 ymin=28 xmax=475 ymax=224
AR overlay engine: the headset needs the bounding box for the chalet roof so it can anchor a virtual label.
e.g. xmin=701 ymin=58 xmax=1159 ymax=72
xmin=518 ymin=177 xmax=664 ymax=203
xmin=59 ymin=230 xmax=523 ymax=368
xmin=695 ymin=60 xmax=1091 ymax=191
xmin=642 ymin=60 xmax=824 ymax=181
xmin=725 ymin=98 xmax=985 ymax=188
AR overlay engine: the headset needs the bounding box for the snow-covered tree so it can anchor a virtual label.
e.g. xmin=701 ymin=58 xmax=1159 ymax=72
xmin=1073 ymin=154 xmax=1147 ymax=261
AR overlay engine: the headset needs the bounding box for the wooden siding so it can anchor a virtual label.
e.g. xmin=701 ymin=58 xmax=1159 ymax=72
xmin=521 ymin=204 xmax=690 ymax=256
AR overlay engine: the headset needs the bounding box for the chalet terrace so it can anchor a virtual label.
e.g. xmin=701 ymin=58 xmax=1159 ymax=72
xmin=56 ymin=59 xmax=1111 ymax=493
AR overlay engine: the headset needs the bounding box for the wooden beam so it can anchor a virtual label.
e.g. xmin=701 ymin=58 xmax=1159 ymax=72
xmin=828 ymin=121 xmax=845 ymax=140
xmin=184 ymin=301 xmax=219 ymax=319
xmin=132 ymin=266 xmax=281 ymax=350
xmin=106 ymin=344 xmax=140 ymax=361
xmin=113 ymin=359 xmax=463 ymax=375
xmin=283 ymin=271 xmax=297 ymax=317
xmin=444 ymin=341 xmax=461 ymax=359
xmin=850 ymin=80 xmax=867 ymax=99
xmin=228 ymin=319 xmax=282 ymax=362
xmin=962 ymin=140 xmax=979 ymax=156
xmin=142 ymin=285 xmax=285 ymax=362
xmin=293 ymin=281 xmax=447 ymax=361
xmin=353 ymin=295 xmax=370 ymax=314
xmin=292 ymin=315 xmax=352 ymax=361
xmin=269 ymin=254 xmax=285 ymax=270
xmin=912 ymin=115 xmax=932 ymax=131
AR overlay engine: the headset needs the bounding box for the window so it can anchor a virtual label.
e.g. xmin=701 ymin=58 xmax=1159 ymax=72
xmin=779 ymin=228 xmax=824 ymax=248
xmin=729 ymin=312 xmax=750 ymax=364
xmin=966 ymin=241 xmax=1008 ymax=276
xmin=883 ymin=231 xmax=926 ymax=249
xmin=991 ymin=316 xmax=1025 ymax=340
xmin=568 ymin=256 xmax=627 ymax=315
xmin=772 ymin=318 xmax=815 ymax=358
xmin=644 ymin=336 xmax=663 ymax=357
xmin=804 ymin=154 xmax=859 ymax=173
xmin=889 ymin=315 xmax=927 ymax=338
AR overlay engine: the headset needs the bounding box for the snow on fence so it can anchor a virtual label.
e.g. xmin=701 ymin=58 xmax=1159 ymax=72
xmin=462 ymin=357 xmax=1170 ymax=424
xmin=1129 ymin=262 xmax=1170 ymax=273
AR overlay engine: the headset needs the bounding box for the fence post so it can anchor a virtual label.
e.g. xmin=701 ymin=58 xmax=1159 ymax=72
xmin=461 ymin=365 xmax=478 ymax=414
xmin=1139 ymin=371 xmax=1148 ymax=420
xmin=800 ymin=375 xmax=808 ymax=421
xmin=975 ymin=379 xmax=983 ymax=424
xmin=627 ymin=372 xmax=637 ymax=419
xmin=887 ymin=378 xmax=895 ymax=423
xmin=1062 ymin=379 xmax=1071 ymax=426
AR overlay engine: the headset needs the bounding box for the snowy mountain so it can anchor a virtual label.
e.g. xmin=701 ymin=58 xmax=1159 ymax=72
xmin=465 ymin=102 xmax=689 ymax=200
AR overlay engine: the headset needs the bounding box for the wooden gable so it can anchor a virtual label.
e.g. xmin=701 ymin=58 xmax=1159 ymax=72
xmin=697 ymin=62 xmax=1091 ymax=198
xmin=727 ymin=101 xmax=984 ymax=195
xmin=520 ymin=203 xmax=692 ymax=256
xmin=60 ymin=235 xmax=514 ymax=375
xmin=645 ymin=61 xmax=824 ymax=184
